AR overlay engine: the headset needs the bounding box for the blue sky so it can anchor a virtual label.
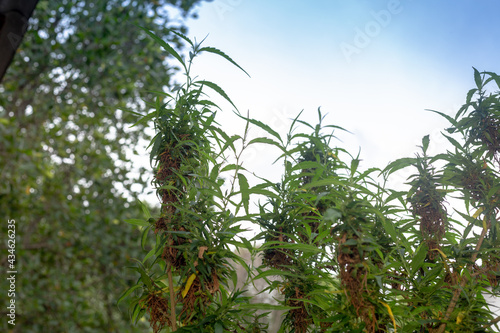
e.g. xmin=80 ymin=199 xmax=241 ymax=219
xmin=177 ymin=0 xmax=500 ymax=184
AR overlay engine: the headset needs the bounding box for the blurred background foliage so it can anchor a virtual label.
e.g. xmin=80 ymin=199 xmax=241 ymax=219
xmin=0 ymin=0 xmax=209 ymax=331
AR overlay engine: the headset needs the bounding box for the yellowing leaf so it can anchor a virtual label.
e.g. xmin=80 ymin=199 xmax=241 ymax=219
xmin=327 ymin=152 xmax=337 ymax=159
xmin=182 ymin=273 xmax=197 ymax=298
xmin=473 ymin=207 xmax=485 ymax=219
xmin=379 ymin=301 xmax=396 ymax=332
xmin=483 ymin=216 xmax=488 ymax=231
xmin=456 ymin=311 xmax=466 ymax=324
xmin=433 ymin=248 xmax=448 ymax=260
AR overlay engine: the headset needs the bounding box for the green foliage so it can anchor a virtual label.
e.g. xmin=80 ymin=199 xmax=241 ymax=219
xmin=124 ymin=31 xmax=500 ymax=332
xmin=6 ymin=8 xmax=498 ymax=328
xmin=380 ymin=70 xmax=500 ymax=333
xmin=248 ymin=109 xmax=397 ymax=332
xmin=121 ymin=30 xmax=265 ymax=333
xmin=122 ymin=27 xmax=500 ymax=332
xmin=0 ymin=1 xmax=207 ymax=332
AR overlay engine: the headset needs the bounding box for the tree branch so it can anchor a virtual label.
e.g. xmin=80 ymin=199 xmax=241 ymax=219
xmin=167 ymin=264 xmax=177 ymax=331
xmin=483 ymin=314 xmax=500 ymax=329
xmin=433 ymin=224 xmax=489 ymax=333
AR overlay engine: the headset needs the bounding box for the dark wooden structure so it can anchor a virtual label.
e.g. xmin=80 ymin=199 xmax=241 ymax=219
xmin=0 ymin=0 xmax=39 ymax=81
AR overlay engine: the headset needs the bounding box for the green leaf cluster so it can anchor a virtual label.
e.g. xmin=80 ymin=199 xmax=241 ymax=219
xmin=121 ymin=29 xmax=500 ymax=333
xmin=121 ymin=30 xmax=266 ymax=333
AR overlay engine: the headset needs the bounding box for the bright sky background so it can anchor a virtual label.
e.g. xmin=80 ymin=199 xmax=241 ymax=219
xmin=174 ymin=0 xmax=500 ymax=188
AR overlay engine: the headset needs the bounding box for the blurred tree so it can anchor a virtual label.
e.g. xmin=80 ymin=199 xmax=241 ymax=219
xmin=0 ymin=0 xmax=208 ymax=331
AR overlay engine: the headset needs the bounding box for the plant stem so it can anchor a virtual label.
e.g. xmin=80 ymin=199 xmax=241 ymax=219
xmin=483 ymin=314 xmax=500 ymax=329
xmin=167 ymin=264 xmax=177 ymax=331
xmin=433 ymin=223 xmax=489 ymax=333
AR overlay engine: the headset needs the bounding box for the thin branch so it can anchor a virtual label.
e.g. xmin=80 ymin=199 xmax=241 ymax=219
xmin=167 ymin=264 xmax=177 ymax=331
xmin=433 ymin=224 xmax=489 ymax=333
xmin=483 ymin=315 xmax=500 ymax=329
